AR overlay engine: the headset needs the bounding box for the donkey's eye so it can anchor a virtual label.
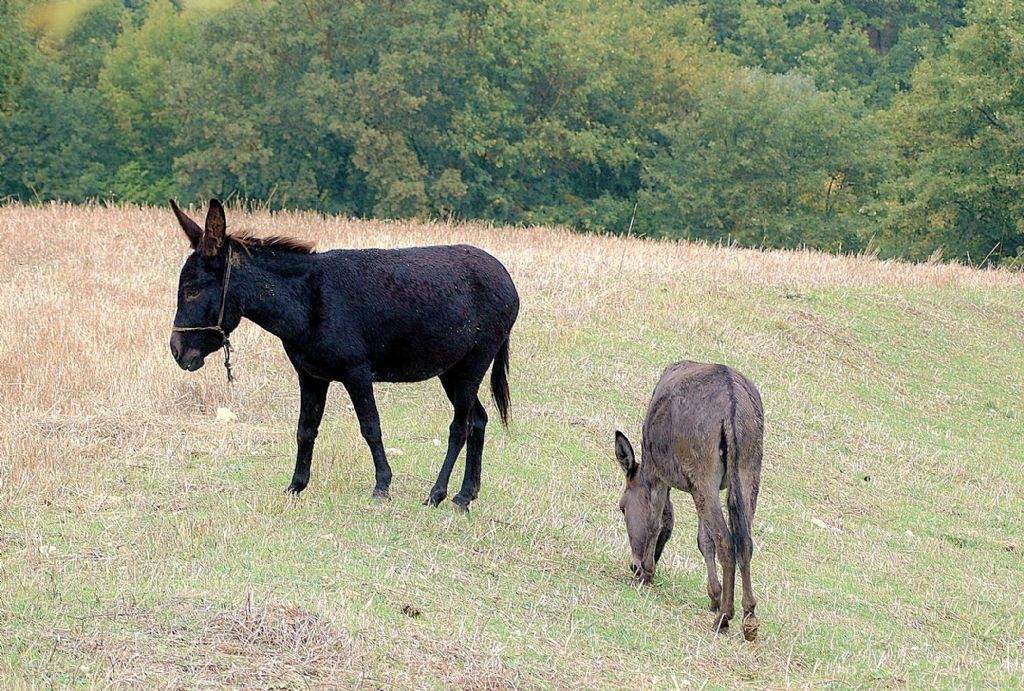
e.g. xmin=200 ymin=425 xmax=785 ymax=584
xmin=619 ymin=505 xmax=626 ymax=515
xmin=184 ymin=288 xmax=202 ymax=301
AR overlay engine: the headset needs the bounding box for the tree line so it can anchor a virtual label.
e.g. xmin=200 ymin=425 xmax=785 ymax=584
xmin=1 ymin=0 xmax=1022 ymax=265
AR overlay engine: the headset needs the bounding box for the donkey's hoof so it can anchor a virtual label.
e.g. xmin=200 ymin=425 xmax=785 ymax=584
xmin=423 ymin=489 xmax=446 ymax=507
xmin=451 ymin=497 xmax=471 ymax=513
xmin=742 ymin=615 xmax=760 ymax=642
xmin=708 ymin=598 xmax=721 ymax=612
xmin=372 ymin=489 xmax=391 ymax=503
xmin=284 ymin=481 xmax=307 ymax=496
xmin=712 ymin=613 xmax=731 ymax=633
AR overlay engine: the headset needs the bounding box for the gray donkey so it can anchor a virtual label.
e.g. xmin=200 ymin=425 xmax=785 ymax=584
xmin=615 ymin=361 xmax=763 ymax=640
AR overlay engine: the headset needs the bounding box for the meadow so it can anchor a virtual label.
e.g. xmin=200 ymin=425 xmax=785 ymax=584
xmin=1 ymin=203 xmax=1022 ymax=688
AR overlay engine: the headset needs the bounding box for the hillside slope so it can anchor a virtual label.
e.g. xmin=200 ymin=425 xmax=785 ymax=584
xmin=1 ymin=204 xmax=1022 ymax=687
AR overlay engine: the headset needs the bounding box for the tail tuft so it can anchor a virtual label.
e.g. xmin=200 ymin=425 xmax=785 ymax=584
xmin=490 ymin=338 xmax=512 ymax=428
xmin=729 ymin=419 xmax=753 ymax=560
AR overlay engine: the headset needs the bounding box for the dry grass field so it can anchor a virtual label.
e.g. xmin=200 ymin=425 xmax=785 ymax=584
xmin=1 ymin=202 xmax=1023 ymax=688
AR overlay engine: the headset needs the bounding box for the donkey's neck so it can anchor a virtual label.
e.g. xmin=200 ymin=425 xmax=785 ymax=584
xmin=236 ymin=248 xmax=316 ymax=344
xmin=636 ymin=455 xmax=665 ymax=491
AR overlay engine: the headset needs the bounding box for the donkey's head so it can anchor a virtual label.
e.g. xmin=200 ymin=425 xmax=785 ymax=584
xmin=168 ymin=199 xmax=242 ymax=372
xmin=614 ymin=431 xmax=674 ymax=584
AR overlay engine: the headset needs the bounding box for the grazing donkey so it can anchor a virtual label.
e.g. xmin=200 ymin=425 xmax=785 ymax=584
xmin=168 ymin=199 xmax=519 ymax=510
xmin=614 ymin=361 xmax=763 ymax=640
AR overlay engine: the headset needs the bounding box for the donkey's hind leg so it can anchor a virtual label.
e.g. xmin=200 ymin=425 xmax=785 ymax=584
xmin=733 ymin=474 xmax=759 ymax=641
xmin=692 ymin=483 xmax=735 ymax=632
xmin=425 ymin=371 xmax=482 ymax=509
xmin=697 ymin=518 xmax=722 ymax=612
xmin=453 ymin=398 xmax=487 ymax=508
xmin=739 ymin=545 xmax=758 ymax=641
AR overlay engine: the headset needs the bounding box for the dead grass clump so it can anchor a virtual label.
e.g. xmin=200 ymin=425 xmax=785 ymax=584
xmin=202 ymin=597 xmax=357 ymax=667
xmin=50 ymin=598 xmax=364 ymax=688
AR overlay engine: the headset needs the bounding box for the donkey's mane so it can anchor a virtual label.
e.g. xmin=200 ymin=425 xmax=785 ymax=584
xmin=231 ymin=232 xmax=315 ymax=254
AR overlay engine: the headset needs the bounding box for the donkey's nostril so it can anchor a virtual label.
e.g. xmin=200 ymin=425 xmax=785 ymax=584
xmin=169 ymin=333 xmax=186 ymax=362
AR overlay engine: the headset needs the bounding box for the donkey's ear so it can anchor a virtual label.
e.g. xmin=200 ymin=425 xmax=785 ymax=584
xmin=615 ymin=431 xmax=637 ymax=479
xmin=199 ymin=198 xmax=227 ymax=257
xmin=169 ymin=199 xmax=202 ymax=249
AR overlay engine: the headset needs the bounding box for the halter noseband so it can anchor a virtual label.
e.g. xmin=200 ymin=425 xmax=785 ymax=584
xmin=172 ymin=243 xmax=235 ymax=383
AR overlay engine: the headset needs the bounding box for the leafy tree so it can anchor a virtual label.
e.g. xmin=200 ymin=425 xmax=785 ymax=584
xmin=152 ymin=0 xmax=721 ymax=226
xmin=694 ymin=0 xmax=966 ymax=108
xmin=884 ymin=0 xmax=1024 ymax=263
xmin=99 ymin=0 xmax=197 ymax=204
xmin=0 ymin=47 xmax=127 ymax=201
xmin=640 ymin=68 xmax=885 ymax=251
xmin=1 ymin=0 xmax=139 ymax=202
xmin=0 ymin=0 xmax=31 ymax=113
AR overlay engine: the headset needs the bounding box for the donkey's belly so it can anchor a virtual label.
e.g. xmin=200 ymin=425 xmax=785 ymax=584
xmin=373 ymin=365 xmax=448 ymax=383
xmin=370 ymin=338 xmax=476 ymax=382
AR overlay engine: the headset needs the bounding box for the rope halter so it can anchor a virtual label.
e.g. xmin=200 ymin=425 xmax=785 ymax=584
xmin=171 ymin=243 xmax=235 ymax=383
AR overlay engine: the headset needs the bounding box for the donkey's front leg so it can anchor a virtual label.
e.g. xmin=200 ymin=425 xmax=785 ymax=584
xmin=287 ymin=373 xmax=330 ymax=495
xmin=342 ymin=372 xmax=393 ymax=500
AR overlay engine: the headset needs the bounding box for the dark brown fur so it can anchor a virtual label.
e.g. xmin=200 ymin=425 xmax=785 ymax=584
xmin=232 ymin=233 xmax=316 ymax=254
xmin=615 ymin=361 xmax=763 ymax=640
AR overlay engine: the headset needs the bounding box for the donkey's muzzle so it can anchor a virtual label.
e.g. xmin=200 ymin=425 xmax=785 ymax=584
xmin=170 ymin=333 xmax=205 ymax=372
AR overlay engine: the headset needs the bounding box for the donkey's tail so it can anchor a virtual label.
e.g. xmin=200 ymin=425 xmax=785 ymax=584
xmin=722 ymin=377 xmax=753 ymax=562
xmin=490 ymin=337 xmax=512 ymax=428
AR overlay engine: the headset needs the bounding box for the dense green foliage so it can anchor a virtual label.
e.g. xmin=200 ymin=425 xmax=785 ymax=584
xmin=1 ymin=0 xmax=1021 ymax=263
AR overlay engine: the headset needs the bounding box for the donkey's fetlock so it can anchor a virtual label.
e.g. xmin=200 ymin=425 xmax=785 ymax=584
xmin=708 ymin=584 xmax=722 ymax=612
xmin=424 ymin=488 xmax=447 ymax=507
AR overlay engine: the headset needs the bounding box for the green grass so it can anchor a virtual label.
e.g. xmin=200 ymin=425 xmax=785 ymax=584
xmin=1 ymin=208 xmax=1023 ymax=688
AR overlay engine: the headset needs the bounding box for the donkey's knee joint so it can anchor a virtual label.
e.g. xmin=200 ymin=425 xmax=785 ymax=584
xmin=448 ymin=420 xmax=471 ymax=441
xmin=472 ymin=408 xmax=488 ymax=431
xmin=707 ymin=582 xmax=722 ymax=612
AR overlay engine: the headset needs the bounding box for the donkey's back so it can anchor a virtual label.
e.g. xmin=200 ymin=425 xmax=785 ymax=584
xmin=643 ymin=361 xmax=763 ymax=494
xmin=304 ymin=244 xmax=519 ymax=384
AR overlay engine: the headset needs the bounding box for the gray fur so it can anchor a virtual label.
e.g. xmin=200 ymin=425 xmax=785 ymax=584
xmin=615 ymin=360 xmax=763 ymax=640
